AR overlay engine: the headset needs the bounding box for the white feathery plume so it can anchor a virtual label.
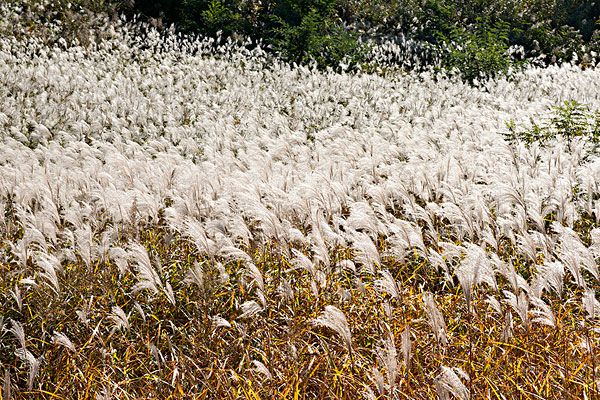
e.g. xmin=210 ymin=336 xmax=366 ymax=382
xmin=109 ymin=305 xmax=130 ymax=333
xmin=516 ymin=232 xmax=539 ymax=263
xmin=218 ymin=245 xmax=252 ymax=263
xmin=583 ymin=290 xmax=600 ymax=320
xmin=251 ymin=360 xmax=273 ymax=380
xmin=394 ymin=219 xmax=425 ymax=253
xmin=290 ymin=249 xmax=316 ymax=276
xmin=408 ymin=203 xmax=437 ymax=239
xmin=376 ymin=329 xmax=398 ymax=391
xmin=244 ymin=262 xmax=265 ymax=292
xmin=98 ymin=229 xmax=115 ymax=263
xmin=374 ymin=269 xmax=400 ymax=299
xmin=22 ymin=225 xmax=49 ymax=253
xmin=207 ymin=222 xmax=233 ymax=243
xmin=485 ymin=295 xmax=502 ymax=314
xmin=74 ymin=224 xmax=95 ymax=267
xmin=438 ymin=241 xmax=465 ymax=263
xmin=134 ymin=302 xmax=146 ymax=322
xmin=10 ymin=285 xmax=23 ymax=313
xmin=369 ymin=366 xmax=386 ymax=396
xmin=401 ymin=326 xmax=412 ymax=370
xmin=538 ymin=261 xmax=565 ymax=297
xmin=75 ymin=307 xmax=91 ymax=327
xmin=277 ymin=278 xmax=294 ymax=302
xmin=495 ymin=216 xmax=517 ymax=249
xmin=108 ymin=246 xmax=129 ymax=275
xmin=554 ymin=222 xmax=598 ymax=284
xmin=427 ymin=248 xmax=451 ymax=279
xmin=336 ymin=259 xmax=356 ymax=274
xmin=129 ymin=243 xmax=163 ymax=295
xmin=455 ymin=243 xmax=496 ymax=312
xmin=58 ymin=246 xmax=78 ymax=266
xmin=469 ymin=192 xmax=492 ymax=228
xmin=239 ymin=300 xmax=263 ymax=319
xmin=480 ymin=227 xmax=499 ymax=252
xmin=313 ymin=305 xmax=353 ymax=351
xmin=438 ymin=201 xmax=475 ymax=240
xmin=435 ymin=366 xmax=470 ymax=400
xmin=350 ymin=231 xmax=380 ymax=274
xmin=227 ymin=215 xmax=253 ymax=246
xmin=215 ymin=262 xmax=230 ymax=285
xmin=183 ymin=218 xmax=218 ymax=258
xmin=164 ymin=281 xmax=177 ymax=306
xmin=184 ymin=262 xmax=205 ymax=289
xmin=501 ymin=312 xmax=514 ymax=341
xmin=529 ymin=296 xmax=555 ymax=327
xmin=557 ymin=250 xmax=586 ymax=287
xmin=346 ymin=202 xmax=384 ymax=237
xmin=15 ymin=348 xmax=41 ymax=391
xmin=308 ymin=224 xmax=331 ymax=270
xmin=311 ymin=208 xmax=344 ymax=247
xmin=284 ymin=223 xmax=308 ymax=246
xmin=52 ymin=331 xmax=76 ymax=352
xmin=503 ymin=290 xmax=530 ymax=329
xmin=524 ymin=192 xmax=548 ymax=233
xmin=211 ymin=316 xmax=232 ymax=330
xmin=10 ymin=319 xmax=26 ymax=350
xmin=494 ymin=258 xmax=529 ymax=294
xmin=529 ymin=230 xmax=552 ymax=260
xmin=243 ymin=200 xmax=284 ymax=241
xmin=590 ymin=227 xmax=600 ymax=257
xmin=338 ymin=287 xmax=352 ymax=303
xmin=312 ymin=269 xmax=327 ymax=292
xmin=422 ymin=292 xmax=448 ymax=347
xmin=386 ymin=219 xmax=426 ymax=260
xmin=8 ymin=237 xmax=29 ymax=270
xmin=35 ymin=252 xmax=62 ymax=294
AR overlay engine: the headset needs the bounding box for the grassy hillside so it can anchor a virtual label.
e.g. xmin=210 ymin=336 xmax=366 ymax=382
xmin=0 ymin=2 xmax=599 ymax=399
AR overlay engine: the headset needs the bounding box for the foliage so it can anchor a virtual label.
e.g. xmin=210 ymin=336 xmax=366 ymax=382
xmin=179 ymin=0 xmax=244 ymax=36
xmin=435 ymin=18 xmax=514 ymax=82
xmin=270 ymin=7 xmax=366 ymax=68
xmin=505 ymin=100 xmax=600 ymax=150
xmin=200 ymin=0 xmax=242 ymax=35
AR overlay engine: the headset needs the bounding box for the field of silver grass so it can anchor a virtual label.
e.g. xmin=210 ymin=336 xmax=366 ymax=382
xmin=0 ymin=9 xmax=600 ymax=399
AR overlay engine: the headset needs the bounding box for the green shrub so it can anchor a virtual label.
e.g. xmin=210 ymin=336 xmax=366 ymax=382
xmin=270 ymin=5 xmax=366 ymax=69
xmin=436 ymin=18 xmax=514 ymax=82
xmin=505 ymin=100 xmax=600 ymax=151
xmin=413 ymin=0 xmax=600 ymax=69
xmin=180 ymin=0 xmax=243 ymax=36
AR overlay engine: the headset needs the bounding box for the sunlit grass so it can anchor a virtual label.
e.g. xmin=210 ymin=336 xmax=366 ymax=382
xmin=1 ymin=219 xmax=598 ymax=398
xmin=1 ymin=4 xmax=600 ymax=397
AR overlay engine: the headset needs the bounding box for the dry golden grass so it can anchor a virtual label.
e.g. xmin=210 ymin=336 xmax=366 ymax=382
xmin=1 ymin=218 xmax=599 ymax=400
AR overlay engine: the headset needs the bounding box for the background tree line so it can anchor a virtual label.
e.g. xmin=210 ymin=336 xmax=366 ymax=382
xmin=6 ymin=0 xmax=600 ymax=81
